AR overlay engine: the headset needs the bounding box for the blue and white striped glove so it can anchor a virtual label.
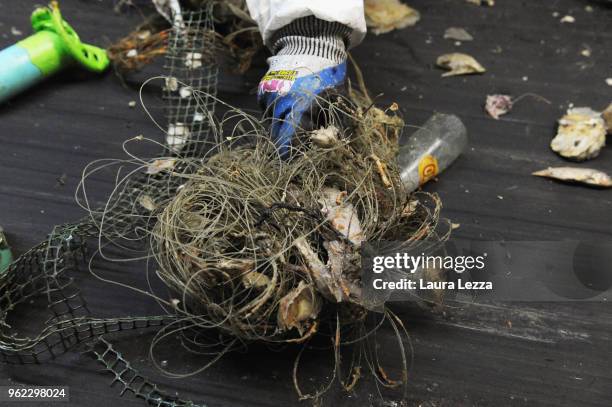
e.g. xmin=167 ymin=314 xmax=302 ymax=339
xmin=258 ymin=16 xmax=351 ymax=156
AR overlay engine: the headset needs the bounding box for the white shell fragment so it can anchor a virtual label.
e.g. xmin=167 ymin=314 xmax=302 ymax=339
xmin=137 ymin=30 xmax=151 ymax=40
xmin=318 ymin=188 xmax=364 ymax=303
xmin=145 ymin=158 xmax=176 ymax=175
xmin=560 ymin=15 xmax=575 ymax=23
xmin=550 ymin=107 xmax=607 ymax=161
xmin=580 ymin=47 xmax=591 ymax=57
xmin=436 ymin=53 xmax=486 ymax=77
xmin=310 ymin=126 xmax=340 ymax=147
xmin=166 ymin=123 xmax=191 ymax=152
xmin=139 ymin=195 xmax=157 ymax=211
xmin=602 ymin=103 xmax=612 ymax=133
xmin=364 ymin=0 xmax=420 ymax=35
xmin=179 ymin=86 xmax=192 ymax=98
xmin=193 ymin=112 xmax=205 ymax=123
xmin=293 ymin=187 xmax=365 ymax=304
xmin=294 ymin=237 xmax=339 ymax=301
xmin=485 ymin=94 xmax=513 ymax=119
xmin=242 ymin=271 xmax=271 ymax=289
xmin=318 ymin=187 xmax=365 ymax=247
xmin=444 ymin=27 xmax=474 ymax=42
xmin=165 ymin=76 xmax=179 ymax=92
xmin=277 ymin=281 xmax=320 ymax=335
xmin=184 ymin=52 xmax=202 ymax=69
xmin=466 ymin=0 xmax=494 ymax=6
xmin=533 ymin=167 xmax=612 ymax=188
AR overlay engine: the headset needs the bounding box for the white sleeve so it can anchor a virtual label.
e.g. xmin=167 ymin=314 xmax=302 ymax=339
xmin=245 ymin=0 xmax=366 ymax=49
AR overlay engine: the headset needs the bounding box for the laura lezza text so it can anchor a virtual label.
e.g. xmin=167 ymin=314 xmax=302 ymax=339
xmin=372 ymin=278 xmax=493 ymax=291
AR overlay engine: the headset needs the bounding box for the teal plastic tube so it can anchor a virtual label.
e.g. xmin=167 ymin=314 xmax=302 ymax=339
xmin=0 ymin=227 xmax=12 ymax=274
xmin=0 ymin=45 xmax=44 ymax=103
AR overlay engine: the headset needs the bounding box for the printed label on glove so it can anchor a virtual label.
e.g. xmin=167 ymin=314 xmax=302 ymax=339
xmin=262 ymin=70 xmax=298 ymax=81
xmin=418 ymin=154 xmax=439 ymax=185
xmin=259 ymin=70 xmax=298 ymax=96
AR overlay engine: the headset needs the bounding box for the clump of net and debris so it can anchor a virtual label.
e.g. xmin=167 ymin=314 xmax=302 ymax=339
xmin=0 ymin=3 xmax=450 ymax=406
xmin=77 ymin=77 xmax=449 ymax=399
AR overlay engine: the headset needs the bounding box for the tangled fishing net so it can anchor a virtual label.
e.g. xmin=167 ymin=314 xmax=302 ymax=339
xmin=0 ymin=4 xmax=450 ymax=405
xmin=76 ymin=76 xmax=450 ymax=399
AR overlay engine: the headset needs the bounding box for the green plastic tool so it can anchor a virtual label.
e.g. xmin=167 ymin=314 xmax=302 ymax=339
xmin=0 ymin=1 xmax=110 ymax=103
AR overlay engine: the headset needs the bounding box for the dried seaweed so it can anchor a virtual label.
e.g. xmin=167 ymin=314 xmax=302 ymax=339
xmin=107 ymin=14 xmax=170 ymax=73
xmin=109 ymin=0 xmax=262 ymax=74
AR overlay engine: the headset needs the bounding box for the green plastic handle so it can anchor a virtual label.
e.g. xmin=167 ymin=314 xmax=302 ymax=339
xmin=0 ymin=227 xmax=12 ymax=274
xmin=30 ymin=1 xmax=109 ymax=73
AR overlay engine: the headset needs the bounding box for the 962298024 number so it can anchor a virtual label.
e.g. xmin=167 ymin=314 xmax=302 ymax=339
xmin=1 ymin=386 xmax=69 ymax=402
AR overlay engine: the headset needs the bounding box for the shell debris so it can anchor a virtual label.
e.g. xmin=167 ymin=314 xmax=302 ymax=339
xmin=365 ymin=0 xmax=420 ymax=35
xmin=436 ymin=53 xmax=486 ymax=77
xmin=533 ymin=167 xmax=612 ymax=188
xmin=550 ymin=107 xmax=606 ymax=161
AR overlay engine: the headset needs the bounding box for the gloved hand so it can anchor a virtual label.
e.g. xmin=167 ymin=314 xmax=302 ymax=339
xmin=257 ymin=16 xmax=351 ymax=156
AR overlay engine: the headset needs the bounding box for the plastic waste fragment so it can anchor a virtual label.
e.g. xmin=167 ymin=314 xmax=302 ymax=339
xmin=397 ymin=114 xmax=468 ymax=191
